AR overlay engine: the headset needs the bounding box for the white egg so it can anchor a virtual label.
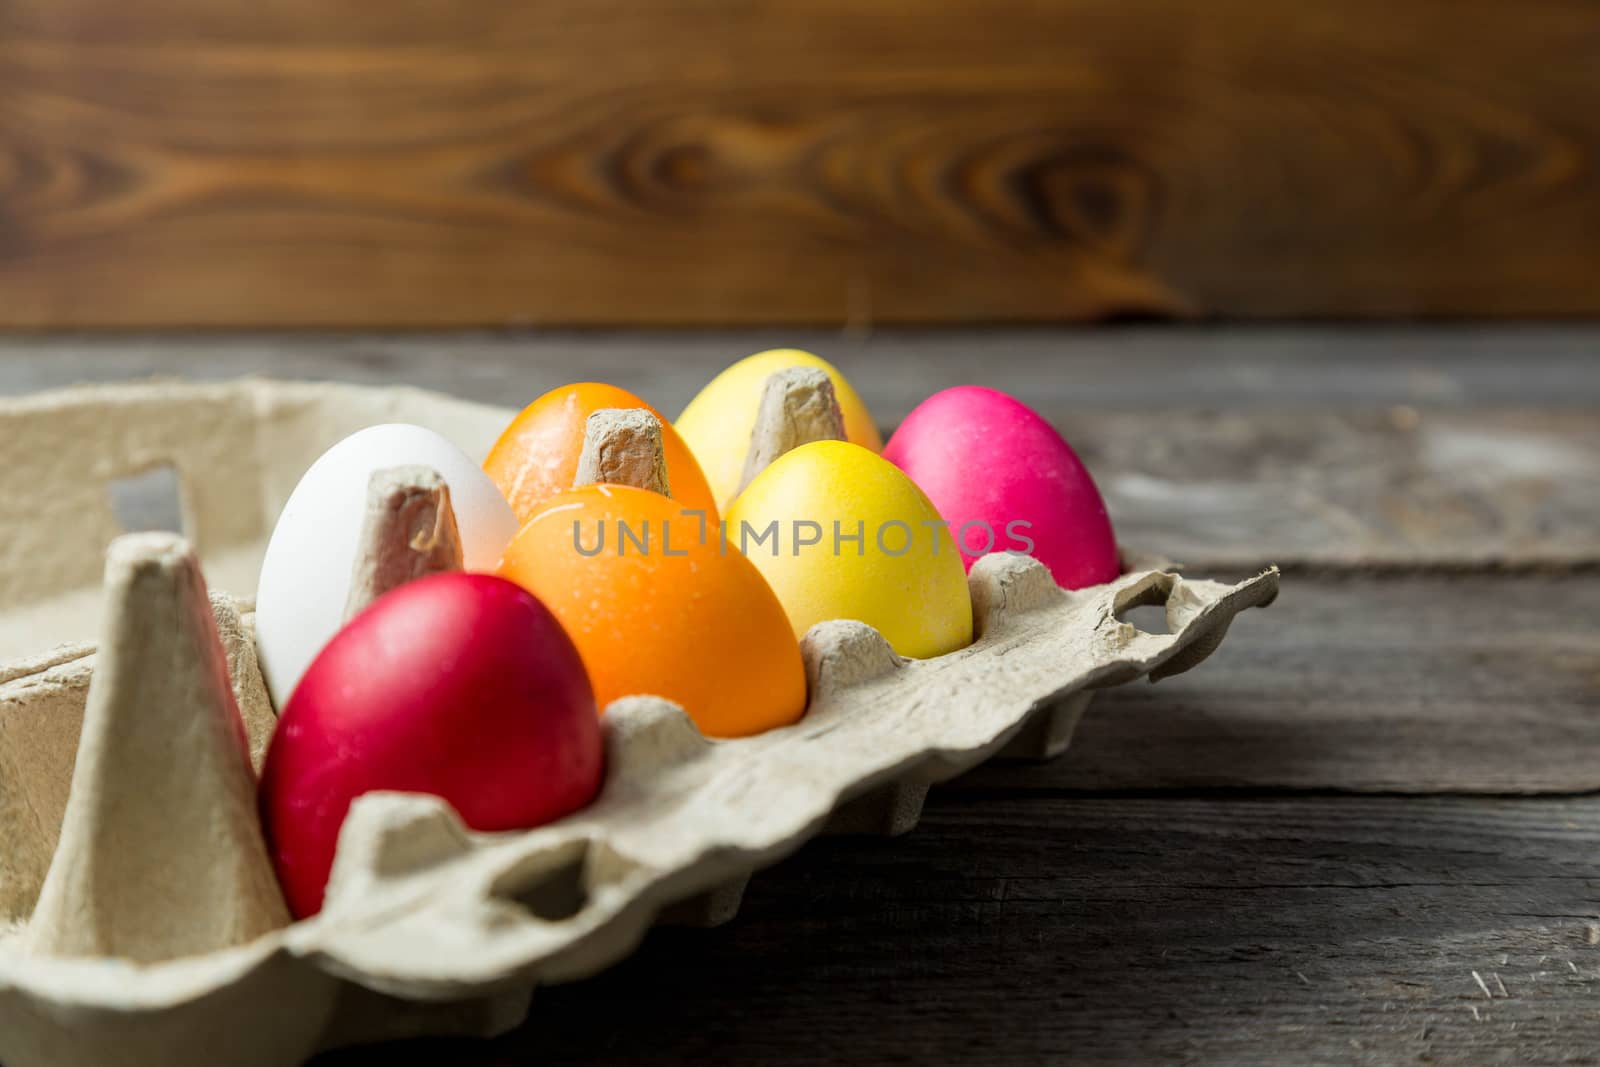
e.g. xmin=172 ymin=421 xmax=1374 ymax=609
xmin=254 ymin=424 xmax=519 ymax=709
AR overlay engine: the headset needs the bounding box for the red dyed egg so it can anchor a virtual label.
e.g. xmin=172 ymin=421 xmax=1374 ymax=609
xmin=259 ymin=572 xmax=602 ymax=918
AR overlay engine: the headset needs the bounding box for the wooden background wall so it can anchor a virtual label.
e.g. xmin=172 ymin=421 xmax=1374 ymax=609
xmin=1 ymin=0 xmax=1597 ymax=328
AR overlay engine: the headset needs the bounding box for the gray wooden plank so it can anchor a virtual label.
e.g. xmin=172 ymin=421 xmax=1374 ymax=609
xmin=959 ymin=573 xmax=1600 ymax=795
xmin=1 ymin=331 xmax=1594 ymax=568
xmin=315 ymin=794 xmax=1600 ymax=1066
xmin=0 ymin=326 xmax=1597 ymax=414
xmin=1080 ymin=409 xmax=1600 ymax=569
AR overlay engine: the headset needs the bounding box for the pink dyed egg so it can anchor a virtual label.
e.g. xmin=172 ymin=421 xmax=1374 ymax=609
xmin=883 ymin=386 xmax=1119 ymax=589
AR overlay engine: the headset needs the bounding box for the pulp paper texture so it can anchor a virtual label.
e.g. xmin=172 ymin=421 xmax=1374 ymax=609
xmin=24 ymin=533 xmax=289 ymax=963
xmin=573 ymin=409 xmax=673 ymax=498
xmin=737 ymin=366 xmax=846 ymax=496
xmin=0 ymin=381 xmax=1276 ymax=1067
xmin=343 ymin=466 xmax=464 ymax=622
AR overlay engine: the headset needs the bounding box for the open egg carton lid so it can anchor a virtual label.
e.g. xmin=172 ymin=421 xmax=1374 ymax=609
xmin=0 ymin=380 xmax=1278 ymax=1067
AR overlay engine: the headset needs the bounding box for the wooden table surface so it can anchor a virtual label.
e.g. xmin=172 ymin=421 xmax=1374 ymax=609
xmin=3 ymin=326 xmax=1596 ymax=1064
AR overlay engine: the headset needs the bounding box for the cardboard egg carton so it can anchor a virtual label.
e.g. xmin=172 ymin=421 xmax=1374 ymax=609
xmin=0 ymin=380 xmax=1278 ymax=1067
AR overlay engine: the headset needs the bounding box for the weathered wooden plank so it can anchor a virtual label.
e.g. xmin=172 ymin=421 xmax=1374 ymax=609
xmin=2 ymin=328 xmax=1599 ymax=413
xmin=959 ymin=573 xmax=1600 ymax=795
xmin=2 ymin=0 xmax=1599 ymax=326
xmin=1 ymin=334 xmax=1596 ymax=568
xmin=314 ymin=795 xmax=1600 ymax=1065
xmin=1079 ymin=409 xmax=1600 ymax=569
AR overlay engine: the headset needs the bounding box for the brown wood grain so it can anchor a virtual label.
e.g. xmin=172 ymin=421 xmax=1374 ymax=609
xmin=2 ymin=1 xmax=1598 ymax=326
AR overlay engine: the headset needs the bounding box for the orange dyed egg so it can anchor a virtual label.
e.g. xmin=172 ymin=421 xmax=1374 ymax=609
xmin=484 ymin=383 xmax=719 ymax=524
xmin=497 ymin=485 xmax=806 ymax=738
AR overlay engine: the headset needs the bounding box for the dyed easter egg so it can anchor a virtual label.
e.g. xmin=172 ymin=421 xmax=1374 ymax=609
xmin=497 ymin=485 xmax=806 ymax=738
xmin=726 ymin=440 xmax=972 ymax=659
xmin=675 ymin=349 xmax=882 ymax=509
xmin=883 ymin=386 xmax=1118 ymax=589
xmin=259 ymin=573 xmax=601 ymax=918
xmin=255 ymin=424 xmax=519 ymax=709
xmin=484 ymin=382 xmax=718 ymax=524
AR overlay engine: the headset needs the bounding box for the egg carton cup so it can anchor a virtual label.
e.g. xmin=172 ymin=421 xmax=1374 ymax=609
xmin=0 ymin=380 xmax=1278 ymax=1067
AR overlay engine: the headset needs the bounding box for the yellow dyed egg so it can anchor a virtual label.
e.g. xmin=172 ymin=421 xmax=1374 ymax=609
xmin=726 ymin=440 xmax=972 ymax=659
xmin=676 ymin=349 xmax=882 ymax=510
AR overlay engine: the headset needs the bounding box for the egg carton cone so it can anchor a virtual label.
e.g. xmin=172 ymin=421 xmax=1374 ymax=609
xmin=0 ymin=380 xmax=1278 ymax=1067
